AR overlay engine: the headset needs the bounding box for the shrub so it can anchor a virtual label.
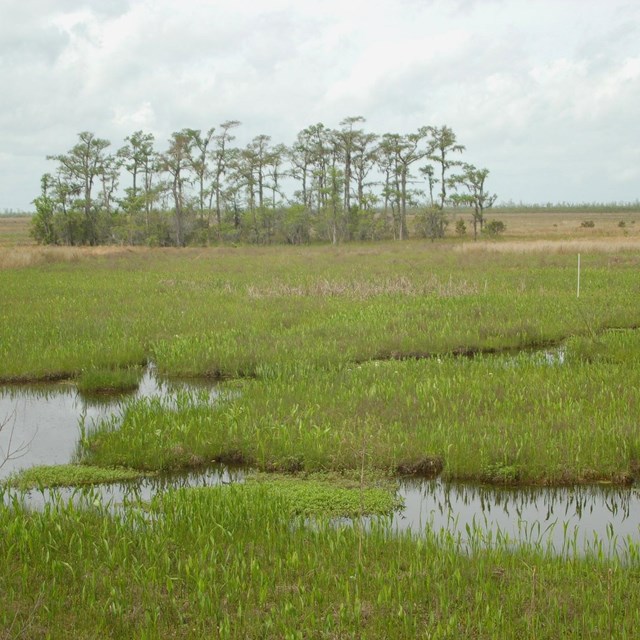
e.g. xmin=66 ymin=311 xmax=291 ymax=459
xmin=483 ymin=219 xmax=506 ymax=238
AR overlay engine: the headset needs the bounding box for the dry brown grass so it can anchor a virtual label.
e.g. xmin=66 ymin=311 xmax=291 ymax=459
xmin=454 ymin=237 xmax=640 ymax=254
xmin=0 ymin=246 xmax=151 ymax=269
xmin=246 ymin=275 xmax=479 ymax=299
xmin=0 ymin=216 xmax=33 ymax=247
xmin=1 ymin=210 xmax=638 ymax=267
xmin=484 ymin=210 xmax=640 ymax=239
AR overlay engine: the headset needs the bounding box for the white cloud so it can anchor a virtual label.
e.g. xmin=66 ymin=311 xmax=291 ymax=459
xmin=1 ymin=0 xmax=639 ymax=209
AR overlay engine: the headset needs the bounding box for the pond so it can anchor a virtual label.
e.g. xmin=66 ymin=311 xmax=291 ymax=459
xmin=1 ymin=366 xmax=639 ymax=556
xmin=396 ymin=479 xmax=640 ymax=556
xmin=0 ymin=366 xmax=219 ymax=480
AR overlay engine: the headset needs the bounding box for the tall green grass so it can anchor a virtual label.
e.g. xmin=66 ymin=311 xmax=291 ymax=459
xmin=0 ymin=245 xmax=639 ymax=381
xmin=79 ymin=329 xmax=640 ymax=485
xmin=1 ymin=483 xmax=639 ymax=638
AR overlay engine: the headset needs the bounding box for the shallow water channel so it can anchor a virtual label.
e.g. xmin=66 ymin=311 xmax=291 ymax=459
xmin=1 ymin=367 xmax=639 ymax=555
xmin=0 ymin=366 xmax=219 ymax=479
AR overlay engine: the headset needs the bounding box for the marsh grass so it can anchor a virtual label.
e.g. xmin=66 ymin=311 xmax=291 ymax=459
xmin=1 ymin=242 xmax=640 ymax=381
xmin=79 ymin=329 xmax=640 ymax=485
xmin=245 ymin=471 xmax=402 ymax=517
xmin=2 ymin=223 xmax=640 ymax=637
xmin=1 ymin=483 xmax=639 ymax=638
xmin=76 ymin=366 xmax=143 ymax=395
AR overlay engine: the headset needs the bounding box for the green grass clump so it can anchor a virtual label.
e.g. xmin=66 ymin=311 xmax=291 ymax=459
xmin=76 ymin=367 xmax=142 ymax=394
xmin=4 ymin=464 xmax=152 ymax=490
xmin=565 ymin=329 xmax=640 ymax=364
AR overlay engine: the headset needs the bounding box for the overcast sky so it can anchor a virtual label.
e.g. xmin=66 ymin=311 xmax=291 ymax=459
xmin=1 ymin=0 xmax=639 ymax=210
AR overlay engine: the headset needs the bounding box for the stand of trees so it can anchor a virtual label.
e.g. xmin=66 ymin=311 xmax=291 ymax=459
xmin=32 ymin=119 xmax=496 ymax=246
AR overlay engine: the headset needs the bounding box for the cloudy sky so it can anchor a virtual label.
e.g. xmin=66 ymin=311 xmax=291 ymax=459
xmin=1 ymin=0 xmax=638 ymax=210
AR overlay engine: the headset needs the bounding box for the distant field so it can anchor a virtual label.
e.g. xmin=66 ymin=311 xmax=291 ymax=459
xmin=0 ymin=215 xmax=32 ymax=246
xmin=1 ymin=209 xmax=639 ymax=250
xmin=491 ymin=209 xmax=640 ymax=239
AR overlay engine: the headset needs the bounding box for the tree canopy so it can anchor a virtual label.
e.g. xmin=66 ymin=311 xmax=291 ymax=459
xmin=32 ymin=119 xmax=495 ymax=246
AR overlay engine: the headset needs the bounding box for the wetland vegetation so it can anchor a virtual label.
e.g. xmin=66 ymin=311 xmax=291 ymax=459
xmin=2 ymin=214 xmax=640 ymax=637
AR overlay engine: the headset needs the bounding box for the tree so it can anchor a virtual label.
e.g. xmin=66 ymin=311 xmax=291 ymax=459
xmin=159 ymin=130 xmax=195 ymax=246
xmin=350 ymin=131 xmax=378 ymax=212
xmin=47 ymin=131 xmax=112 ymax=245
xmin=427 ymin=125 xmax=465 ymax=210
xmin=185 ymin=127 xmax=216 ymax=229
xmin=483 ymin=219 xmax=506 ymax=238
xmin=419 ymin=163 xmax=438 ymax=207
xmin=117 ymin=131 xmax=158 ymax=243
xmin=210 ymin=120 xmax=241 ymax=240
xmin=378 ymin=128 xmax=431 ymax=240
xmin=306 ymin=123 xmax=333 ymax=216
xmin=31 ymin=174 xmax=57 ymax=244
xmin=334 ymin=116 xmax=366 ymax=214
xmin=235 ymin=134 xmax=274 ymax=243
xmin=289 ymin=127 xmax=316 ymax=210
xmin=420 ymin=207 xmax=448 ymax=241
xmin=450 ymin=163 xmax=497 ymax=240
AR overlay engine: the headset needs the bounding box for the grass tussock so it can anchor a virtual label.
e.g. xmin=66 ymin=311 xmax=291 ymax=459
xmin=76 ymin=367 xmax=143 ymax=395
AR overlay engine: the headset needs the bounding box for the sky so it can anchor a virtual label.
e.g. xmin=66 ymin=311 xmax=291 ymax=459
xmin=1 ymin=0 xmax=639 ymax=211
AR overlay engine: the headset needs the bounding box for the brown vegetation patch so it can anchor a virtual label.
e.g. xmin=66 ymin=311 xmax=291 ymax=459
xmin=0 ymin=245 xmax=154 ymax=270
xmin=454 ymin=237 xmax=640 ymax=255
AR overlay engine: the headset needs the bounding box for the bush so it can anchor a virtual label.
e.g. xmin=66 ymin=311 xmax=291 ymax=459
xmin=580 ymin=220 xmax=595 ymax=228
xmin=483 ymin=219 xmax=506 ymax=238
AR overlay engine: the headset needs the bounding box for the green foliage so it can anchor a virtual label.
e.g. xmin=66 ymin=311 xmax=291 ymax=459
xmin=581 ymin=220 xmax=596 ymax=228
xmin=482 ymin=219 xmax=506 ymax=237
xmin=418 ymin=206 xmax=448 ymax=240
xmin=1 ymin=482 xmax=639 ymax=638
xmin=455 ymin=218 xmax=467 ymax=236
xmin=482 ymin=461 xmax=520 ymax=484
xmin=76 ymin=366 xmax=143 ymax=394
xmin=4 ymin=464 xmax=151 ymax=489
xmin=243 ymin=473 xmax=401 ymax=517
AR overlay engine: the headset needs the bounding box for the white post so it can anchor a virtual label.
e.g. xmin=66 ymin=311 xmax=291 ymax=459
xmin=577 ymin=253 xmax=581 ymax=298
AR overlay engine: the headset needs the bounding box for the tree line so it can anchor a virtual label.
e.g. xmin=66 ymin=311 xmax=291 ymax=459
xmin=31 ymin=117 xmax=496 ymax=246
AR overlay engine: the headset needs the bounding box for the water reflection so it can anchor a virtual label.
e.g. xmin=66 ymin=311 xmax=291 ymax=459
xmin=0 ymin=367 xmax=219 ymax=480
xmin=3 ymin=465 xmax=245 ymax=511
xmin=1 ymin=461 xmax=638 ymax=556
xmin=394 ymin=479 xmax=640 ymax=555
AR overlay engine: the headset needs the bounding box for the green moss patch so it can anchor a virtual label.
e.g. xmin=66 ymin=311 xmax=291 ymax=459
xmin=4 ymin=464 xmax=154 ymax=490
xmin=245 ymin=472 xmax=403 ymax=517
